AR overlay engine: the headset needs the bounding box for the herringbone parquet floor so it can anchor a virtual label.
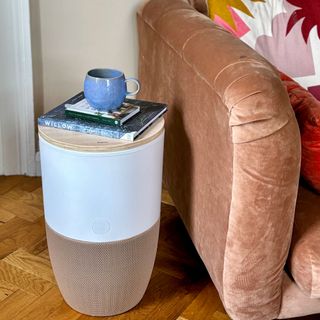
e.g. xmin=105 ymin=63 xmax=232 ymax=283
xmin=0 ymin=176 xmax=318 ymax=320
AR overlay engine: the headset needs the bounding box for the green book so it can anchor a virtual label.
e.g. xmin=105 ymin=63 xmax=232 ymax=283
xmin=65 ymin=100 xmax=140 ymax=126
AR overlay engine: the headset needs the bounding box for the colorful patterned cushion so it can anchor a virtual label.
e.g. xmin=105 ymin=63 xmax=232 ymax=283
xmin=280 ymin=72 xmax=320 ymax=193
xmin=207 ymin=0 xmax=320 ymax=100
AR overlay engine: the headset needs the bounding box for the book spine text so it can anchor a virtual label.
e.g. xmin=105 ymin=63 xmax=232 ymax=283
xmin=38 ymin=118 xmax=127 ymax=140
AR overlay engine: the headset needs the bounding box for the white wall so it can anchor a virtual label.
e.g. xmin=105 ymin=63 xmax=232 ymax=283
xmin=30 ymin=0 xmax=143 ymax=113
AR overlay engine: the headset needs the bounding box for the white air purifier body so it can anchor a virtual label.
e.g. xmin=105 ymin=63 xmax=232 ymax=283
xmin=39 ymin=120 xmax=164 ymax=316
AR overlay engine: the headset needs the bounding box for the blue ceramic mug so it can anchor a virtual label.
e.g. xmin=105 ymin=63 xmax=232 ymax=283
xmin=84 ymin=68 xmax=140 ymax=111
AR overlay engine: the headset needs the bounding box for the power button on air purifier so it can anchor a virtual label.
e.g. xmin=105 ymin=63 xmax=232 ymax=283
xmin=92 ymin=219 xmax=111 ymax=234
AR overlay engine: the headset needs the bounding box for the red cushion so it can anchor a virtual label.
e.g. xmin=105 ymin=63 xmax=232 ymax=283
xmin=280 ymin=72 xmax=320 ymax=193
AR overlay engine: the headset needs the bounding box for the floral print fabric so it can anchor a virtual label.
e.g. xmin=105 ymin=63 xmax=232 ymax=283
xmin=208 ymin=0 xmax=320 ymax=100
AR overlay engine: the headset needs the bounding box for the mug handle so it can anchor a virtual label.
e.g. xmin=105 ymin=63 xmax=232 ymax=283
xmin=125 ymin=78 xmax=140 ymax=96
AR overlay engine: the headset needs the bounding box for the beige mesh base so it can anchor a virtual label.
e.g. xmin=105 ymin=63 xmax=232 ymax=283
xmin=46 ymin=220 xmax=160 ymax=316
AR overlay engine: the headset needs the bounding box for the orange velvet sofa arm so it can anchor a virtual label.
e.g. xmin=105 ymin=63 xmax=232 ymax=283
xmin=137 ymin=1 xmax=301 ymax=319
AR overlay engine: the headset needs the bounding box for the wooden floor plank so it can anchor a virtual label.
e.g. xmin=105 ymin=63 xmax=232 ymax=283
xmin=0 ymin=217 xmax=31 ymax=242
xmin=1 ymin=186 xmax=44 ymax=210
xmin=0 ymin=209 xmax=15 ymax=225
xmin=10 ymin=286 xmax=64 ymax=320
xmin=0 ymin=260 xmax=53 ymax=296
xmin=0 ymin=216 xmax=44 ymax=243
xmin=0 ymin=217 xmax=46 ymax=259
xmin=29 ymin=237 xmax=48 ymax=256
xmin=0 ymin=176 xmax=24 ymax=195
xmin=178 ymin=283 xmax=228 ymax=320
xmin=0 ymin=289 xmax=38 ymax=320
xmin=3 ymin=249 xmax=55 ymax=283
xmin=19 ymin=177 xmax=42 ymax=193
xmin=142 ymin=278 xmax=206 ymax=320
xmin=37 ymin=248 xmax=50 ymax=261
xmin=212 ymin=311 xmax=231 ymax=320
xmin=0 ymin=196 xmax=43 ymax=222
xmin=0 ymin=238 xmax=19 ymax=261
xmin=46 ymin=301 xmax=81 ymax=320
xmin=0 ymin=280 xmax=18 ymax=302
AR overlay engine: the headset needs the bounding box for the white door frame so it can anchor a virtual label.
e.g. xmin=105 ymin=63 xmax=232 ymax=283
xmin=0 ymin=0 xmax=36 ymax=176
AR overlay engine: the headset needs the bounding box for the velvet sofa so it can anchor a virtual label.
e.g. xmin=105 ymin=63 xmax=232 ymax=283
xmin=137 ymin=0 xmax=320 ymax=319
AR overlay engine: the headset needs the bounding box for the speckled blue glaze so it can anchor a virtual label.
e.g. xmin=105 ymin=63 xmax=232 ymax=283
xmin=84 ymin=68 xmax=140 ymax=111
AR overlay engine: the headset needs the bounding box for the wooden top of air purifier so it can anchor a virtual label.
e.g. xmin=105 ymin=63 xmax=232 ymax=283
xmin=38 ymin=117 xmax=164 ymax=152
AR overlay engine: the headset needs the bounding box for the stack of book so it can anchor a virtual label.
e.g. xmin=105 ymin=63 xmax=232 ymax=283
xmin=38 ymin=92 xmax=167 ymax=141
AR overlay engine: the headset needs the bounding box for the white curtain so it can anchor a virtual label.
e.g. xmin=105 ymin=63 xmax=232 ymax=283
xmin=0 ymin=0 xmax=36 ymax=175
